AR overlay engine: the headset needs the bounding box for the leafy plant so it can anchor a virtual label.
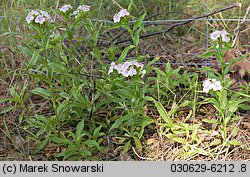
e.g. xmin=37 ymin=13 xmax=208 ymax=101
xmin=200 ymin=30 xmax=249 ymax=141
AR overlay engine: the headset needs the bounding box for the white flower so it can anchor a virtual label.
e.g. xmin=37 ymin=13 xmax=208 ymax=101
xmin=210 ymin=30 xmax=230 ymax=42
xmin=133 ymin=61 xmax=144 ymax=68
xmin=29 ymin=10 xmax=39 ymax=16
xmin=141 ymin=69 xmax=146 ymax=77
xmin=73 ymin=5 xmax=90 ymax=18
xmin=73 ymin=10 xmax=79 ymax=18
xmin=113 ymin=9 xmax=130 ymax=23
xmin=26 ymin=10 xmax=39 ymax=24
xmin=108 ymin=60 xmax=145 ymax=77
xmin=108 ymin=62 xmax=116 ymax=75
xmin=77 ymin=5 xmax=90 ymax=12
xmin=211 ymin=79 xmax=222 ymax=91
xmin=127 ymin=67 xmax=137 ymax=76
xmin=35 ymin=15 xmax=46 ymax=24
xmin=40 ymin=10 xmax=48 ymax=17
xmin=210 ymin=31 xmax=221 ymax=41
xmin=121 ymin=61 xmax=131 ymax=71
xmin=113 ymin=14 xmax=120 ymax=23
xmin=26 ymin=14 xmax=34 ymax=24
xmin=26 ymin=10 xmax=51 ymax=24
xmin=202 ymin=79 xmax=213 ymax=93
xmin=202 ymin=79 xmax=222 ymax=93
xmin=60 ymin=4 xmax=72 ymax=12
xmin=220 ymin=30 xmax=230 ymax=42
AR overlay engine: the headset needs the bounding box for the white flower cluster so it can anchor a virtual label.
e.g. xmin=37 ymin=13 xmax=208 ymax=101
xmin=26 ymin=10 xmax=52 ymax=24
xmin=113 ymin=9 xmax=130 ymax=23
xmin=59 ymin=4 xmax=72 ymax=13
xmin=59 ymin=4 xmax=90 ymax=18
xmin=108 ymin=60 xmax=146 ymax=77
xmin=202 ymin=79 xmax=222 ymax=93
xmin=73 ymin=5 xmax=91 ymax=18
xmin=210 ymin=30 xmax=230 ymax=42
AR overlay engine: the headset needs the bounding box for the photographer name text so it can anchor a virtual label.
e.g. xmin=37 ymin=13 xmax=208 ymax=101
xmin=1 ymin=163 xmax=104 ymax=174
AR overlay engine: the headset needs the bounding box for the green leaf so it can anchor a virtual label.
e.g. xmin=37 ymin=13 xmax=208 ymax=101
xmin=167 ymin=134 xmax=186 ymax=144
xmin=59 ymin=92 xmax=71 ymax=99
xmin=0 ymin=97 xmax=11 ymax=103
xmin=48 ymin=62 xmax=68 ymax=75
xmin=56 ymin=100 xmax=68 ymax=118
xmin=55 ymin=148 xmax=76 ymax=159
xmin=239 ymin=103 xmax=250 ymax=111
xmin=133 ymin=13 xmax=146 ymax=30
xmin=154 ymin=67 xmax=166 ymax=77
xmin=49 ymin=136 xmax=71 ymax=144
xmin=201 ymin=66 xmax=220 ymax=76
xmin=123 ymin=140 xmax=131 ymax=153
xmin=34 ymin=138 xmax=49 ymax=154
xmin=210 ymin=138 xmax=221 ymax=146
xmin=118 ymin=45 xmax=134 ymax=63
xmin=9 ymin=86 xmax=20 ymax=101
xmin=0 ymin=106 xmax=13 ymax=114
xmin=18 ymin=45 xmax=33 ymax=57
xmin=44 ymin=38 xmax=50 ymax=50
xmin=190 ymin=145 xmax=210 ymax=156
xmin=83 ymin=139 xmax=100 ymax=149
xmin=76 ymin=119 xmax=84 ymax=139
xmin=110 ymin=113 xmax=135 ymax=131
xmin=34 ymin=114 xmax=49 ymax=136
xmin=179 ymin=100 xmax=191 ymax=107
xmin=220 ymin=89 xmax=228 ymax=109
xmin=128 ymin=0 xmax=134 ymax=12
xmin=137 ymin=116 xmax=154 ymax=138
xmin=198 ymin=51 xmax=215 ymax=58
xmin=36 ymin=124 xmax=48 ymax=137
xmin=113 ymin=79 xmax=129 ymax=87
xmin=115 ymin=88 xmax=134 ymax=99
xmin=133 ymin=14 xmax=145 ymax=46
xmin=227 ymin=140 xmax=243 ymax=146
xmin=227 ymin=101 xmax=238 ymax=113
xmin=133 ymin=136 xmax=142 ymax=149
xmin=79 ymin=149 xmax=92 ymax=157
xmin=93 ymin=125 xmax=103 ymax=140
xmin=32 ymin=87 xmax=52 ymax=99
xmin=133 ymin=25 xmax=143 ymax=46
xmin=34 ymin=114 xmax=47 ymax=122
xmin=146 ymin=57 xmax=159 ymax=68
xmin=202 ymin=118 xmax=219 ymax=124
xmin=220 ymin=128 xmax=227 ymax=140
xmin=26 ymin=49 xmax=43 ymax=70
xmin=154 ymin=101 xmax=173 ymax=125
xmin=144 ymin=96 xmax=155 ymax=102
xmin=165 ymin=62 xmax=172 ymax=73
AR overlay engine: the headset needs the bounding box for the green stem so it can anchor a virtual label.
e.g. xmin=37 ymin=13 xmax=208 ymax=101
xmin=192 ymin=76 xmax=198 ymax=123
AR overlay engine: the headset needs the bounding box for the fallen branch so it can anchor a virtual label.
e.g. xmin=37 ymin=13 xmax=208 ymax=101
xmin=233 ymin=3 xmax=250 ymax=47
xmin=108 ymin=11 xmax=193 ymax=45
xmin=112 ymin=3 xmax=241 ymax=46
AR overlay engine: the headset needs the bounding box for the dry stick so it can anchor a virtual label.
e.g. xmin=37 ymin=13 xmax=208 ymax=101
xmin=108 ymin=11 xmax=193 ymax=45
xmin=112 ymin=0 xmax=123 ymax=9
xmin=132 ymin=147 xmax=154 ymax=161
xmin=113 ymin=3 xmax=241 ymax=46
xmin=233 ymin=3 xmax=250 ymax=47
xmin=144 ymin=11 xmax=192 ymax=21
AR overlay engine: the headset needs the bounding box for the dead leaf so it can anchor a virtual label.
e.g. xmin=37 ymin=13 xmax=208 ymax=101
xmin=224 ymin=50 xmax=250 ymax=78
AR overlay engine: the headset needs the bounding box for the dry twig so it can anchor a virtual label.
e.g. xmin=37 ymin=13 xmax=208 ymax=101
xmin=111 ymin=3 xmax=241 ymax=46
